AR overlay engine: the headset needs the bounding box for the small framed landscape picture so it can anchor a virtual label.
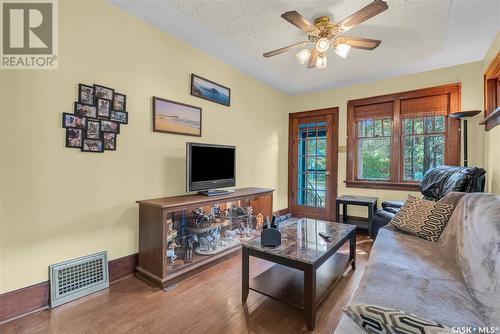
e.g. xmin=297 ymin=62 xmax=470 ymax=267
xmin=110 ymin=110 xmax=128 ymax=124
xmin=113 ymin=93 xmax=126 ymax=112
xmin=100 ymin=119 xmax=120 ymax=133
xmin=81 ymin=139 xmax=104 ymax=153
xmin=78 ymin=84 xmax=94 ymax=105
xmin=103 ymin=132 xmax=116 ymax=150
xmin=152 ymin=97 xmax=201 ymax=136
xmin=62 ymin=113 xmax=86 ymax=129
xmin=97 ymin=98 xmax=111 ymax=118
xmin=74 ymin=102 xmax=97 ymax=118
xmin=66 ymin=128 xmax=83 ymax=148
xmin=191 ymin=74 xmax=230 ymax=107
xmin=86 ymin=119 xmax=101 ymax=139
xmin=94 ymin=84 xmax=114 ymax=100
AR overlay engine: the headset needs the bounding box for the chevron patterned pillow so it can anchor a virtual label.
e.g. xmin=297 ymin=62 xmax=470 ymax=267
xmin=343 ymin=304 xmax=451 ymax=334
xmin=389 ymin=195 xmax=455 ymax=242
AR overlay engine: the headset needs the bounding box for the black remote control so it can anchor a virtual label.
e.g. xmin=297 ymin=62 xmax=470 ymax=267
xmin=318 ymin=232 xmax=332 ymax=241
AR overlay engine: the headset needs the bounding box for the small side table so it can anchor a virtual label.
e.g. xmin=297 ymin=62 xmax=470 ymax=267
xmin=335 ymin=195 xmax=378 ymax=237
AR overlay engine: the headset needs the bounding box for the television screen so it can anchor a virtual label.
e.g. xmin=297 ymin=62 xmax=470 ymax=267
xmin=187 ymin=143 xmax=235 ymax=192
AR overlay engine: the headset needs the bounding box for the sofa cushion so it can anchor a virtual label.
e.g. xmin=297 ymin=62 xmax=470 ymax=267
xmin=334 ymin=228 xmax=485 ymax=334
xmin=389 ymin=195 xmax=454 ymax=242
xmin=343 ymin=304 xmax=450 ymax=334
xmin=443 ymin=193 xmax=500 ymax=325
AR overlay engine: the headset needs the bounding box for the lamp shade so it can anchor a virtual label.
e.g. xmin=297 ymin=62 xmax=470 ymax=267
xmin=316 ymin=53 xmax=327 ymax=68
xmin=296 ymin=49 xmax=311 ymax=64
xmin=334 ymin=44 xmax=351 ymax=58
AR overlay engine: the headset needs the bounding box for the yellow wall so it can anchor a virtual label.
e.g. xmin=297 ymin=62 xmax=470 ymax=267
xmin=286 ymin=61 xmax=485 ymax=216
xmin=483 ymin=32 xmax=500 ymax=194
xmin=0 ymin=1 xmax=288 ymax=293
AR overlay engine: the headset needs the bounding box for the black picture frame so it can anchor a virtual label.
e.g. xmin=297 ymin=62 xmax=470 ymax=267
xmin=96 ymin=98 xmax=111 ymax=118
xmin=100 ymin=119 xmax=120 ymax=134
xmin=78 ymin=83 xmax=95 ymax=105
xmin=74 ymin=102 xmax=97 ymax=118
xmin=81 ymin=139 xmax=104 ymax=153
xmin=113 ymin=92 xmax=126 ymax=112
xmin=86 ymin=119 xmax=101 ymax=139
xmin=94 ymin=84 xmax=114 ymax=101
xmin=62 ymin=112 xmax=86 ymax=129
xmin=110 ymin=110 xmax=128 ymax=124
xmin=152 ymin=96 xmax=202 ymax=137
xmin=191 ymin=74 xmax=230 ymax=107
xmin=103 ymin=132 xmax=116 ymax=151
xmin=65 ymin=128 xmax=83 ymax=148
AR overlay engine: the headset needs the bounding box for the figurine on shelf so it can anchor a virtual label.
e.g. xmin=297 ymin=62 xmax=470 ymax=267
xmin=212 ymin=228 xmax=221 ymax=248
xmin=224 ymin=229 xmax=238 ymax=241
xmin=255 ymin=213 xmax=264 ymax=230
xmin=246 ymin=206 xmax=253 ymax=216
xmin=187 ymin=235 xmax=199 ymax=260
xmin=226 ymin=204 xmax=245 ymax=218
xmin=238 ymin=221 xmax=246 ymax=237
xmin=191 ymin=208 xmax=214 ymax=228
xmin=198 ymin=237 xmax=211 ymax=252
xmin=166 ymin=241 xmax=179 ymax=264
xmin=184 ymin=237 xmax=194 ymax=263
xmin=166 ymin=218 xmax=178 ymax=242
xmin=211 ymin=204 xmax=223 ymax=218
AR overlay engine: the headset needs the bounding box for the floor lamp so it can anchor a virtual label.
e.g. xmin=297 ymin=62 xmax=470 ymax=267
xmin=449 ymin=110 xmax=482 ymax=167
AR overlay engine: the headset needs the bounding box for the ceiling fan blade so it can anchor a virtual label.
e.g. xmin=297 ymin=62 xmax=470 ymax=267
xmin=338 ymin=36 xmax=381 ymax=50
xmin=308 ymin=49 xmax=319 ymax=68
xmin=263 ymin=41 xmax=309 ymax=58
xmin=333 ymin=0 xmax=388 ymax=34
xmin=281 ymin=11 xmax=319 ymax=34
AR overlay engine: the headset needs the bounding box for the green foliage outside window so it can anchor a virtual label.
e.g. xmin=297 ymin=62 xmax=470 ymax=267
xmin=357 ymin=119 xmax=391 ymax=180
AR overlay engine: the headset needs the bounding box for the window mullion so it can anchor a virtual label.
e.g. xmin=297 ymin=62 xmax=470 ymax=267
xmin=391 ymin=99 xmax=402 ymax=183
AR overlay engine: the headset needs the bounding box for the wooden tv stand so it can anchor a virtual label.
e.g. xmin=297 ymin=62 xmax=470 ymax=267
xmin=136 ymin=187 xmax=274 ymax=289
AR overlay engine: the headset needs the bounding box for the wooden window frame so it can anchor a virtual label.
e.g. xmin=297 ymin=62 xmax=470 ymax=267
xmin=483 ymin=51 xmax=500 ymax=131
xmin=346 ymin=84 xmax=461 ymax=191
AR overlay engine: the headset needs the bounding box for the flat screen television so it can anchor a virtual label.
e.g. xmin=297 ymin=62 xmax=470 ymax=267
xmin=186 ymin=142 xmax=236 ymax=195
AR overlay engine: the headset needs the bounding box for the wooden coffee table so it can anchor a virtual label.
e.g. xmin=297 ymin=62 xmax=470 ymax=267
xmin=241 ymin=218 xmax=356 ymax=330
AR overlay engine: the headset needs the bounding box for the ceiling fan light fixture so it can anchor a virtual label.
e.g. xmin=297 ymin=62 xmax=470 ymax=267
xmin=296 ymin=49 xmax=311 ymax=64
xmin=335 ymin=43 xmax=351 ymax=58
xmin=316 ymin=53 xmax=327 ymax=69
xmin=315 ymin=38 xmax=330 ymax=53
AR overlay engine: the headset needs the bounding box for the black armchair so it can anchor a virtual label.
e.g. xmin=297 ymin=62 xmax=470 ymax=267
xmin=372 ymin=165 xmax=486 ymax=238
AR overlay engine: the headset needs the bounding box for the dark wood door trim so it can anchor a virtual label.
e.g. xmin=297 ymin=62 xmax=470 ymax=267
xmin=0 ymin=253 xmax=139 ymax=324
xmin=288 ymin=107 xmax=339 ymax=221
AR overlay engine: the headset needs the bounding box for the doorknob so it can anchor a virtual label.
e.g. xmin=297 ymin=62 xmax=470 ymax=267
xmin=325 ymin=171 xmax=330 ymax=175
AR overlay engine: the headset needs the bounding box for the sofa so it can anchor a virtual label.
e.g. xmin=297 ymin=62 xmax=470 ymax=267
xmin=372 ymin=166 xmax=486 ymax=238
xmin=334 ymin=192 xmax=500 ymax=333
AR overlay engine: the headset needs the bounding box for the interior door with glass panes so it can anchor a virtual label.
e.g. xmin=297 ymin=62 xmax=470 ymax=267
xmin=289 ymin=109 xmax=338 ymax=220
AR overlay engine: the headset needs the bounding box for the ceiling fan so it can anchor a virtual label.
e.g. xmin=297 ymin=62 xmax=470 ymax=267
xmin=263 ymin=0 xmax=388 ymax=69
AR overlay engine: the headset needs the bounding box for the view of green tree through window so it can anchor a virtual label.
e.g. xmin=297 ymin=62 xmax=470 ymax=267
xmin=347 ymin=84 xmax=460 ymax=190
xmin=403 ymin=116 xmax=445 ymax=181
xmin=356 ymin=118 xmax=391 ymax=180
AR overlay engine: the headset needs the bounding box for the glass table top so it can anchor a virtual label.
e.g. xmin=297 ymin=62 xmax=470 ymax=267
xmin=242 ymin=218 xmax=355 ymax=264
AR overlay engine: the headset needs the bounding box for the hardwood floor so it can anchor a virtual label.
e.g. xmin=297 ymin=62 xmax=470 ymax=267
xmin=0 ymin=234 xmax=372 ymax=334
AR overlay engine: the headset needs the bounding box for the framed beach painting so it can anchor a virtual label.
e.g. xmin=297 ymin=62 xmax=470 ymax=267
xmin=191 ymin=74 xmax=230 ymax=107
xmin=152 ymin=97 xmax=202 ymax=137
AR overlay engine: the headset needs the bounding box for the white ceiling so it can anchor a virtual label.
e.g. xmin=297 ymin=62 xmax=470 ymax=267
xmin=110 ymin=0 xmax=500 ymax=95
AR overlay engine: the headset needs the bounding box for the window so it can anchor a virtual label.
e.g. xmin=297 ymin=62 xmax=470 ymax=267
xmin=356 ymin=118 xmax=391 ymax=180
xmin=346 ymin=84 xmax=461 ymax=190
xmin=297 ymin=122 xmax=327 ymax=208
xmin=483 ymin=51 xmax=500 ymax=131
xmin=402 ymin=116 xmax=445 ymax=181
